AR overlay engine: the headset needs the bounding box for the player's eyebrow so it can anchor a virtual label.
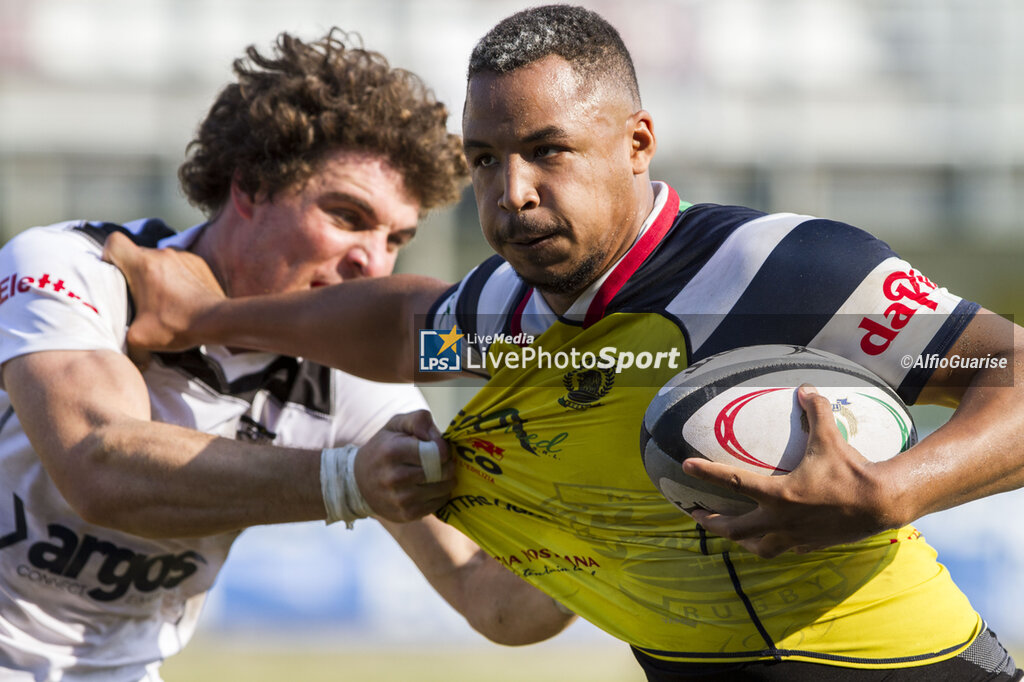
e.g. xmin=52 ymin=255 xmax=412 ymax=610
xmin=462 ymin=138 xmax=491 ymax=151
xmin=521 ymin=125 xmax=572 ymax=145
xmin=321 ymin=192 xmax=416 ymax=231
xmin=321 ymin=191 xmax=376 ymax=219
xmin=463 ymin=125 xmax=573 ymax=150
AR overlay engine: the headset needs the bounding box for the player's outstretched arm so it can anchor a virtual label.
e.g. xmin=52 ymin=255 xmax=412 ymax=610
xmin=383 ymin=516 xmax=576 ymax=645
xmin=102 ymin=232 xmax=451 ymax=383
xmin=3 ymin=349 xmax=454 ymax=537
xmin=685 ymin=310 xmax=1024 ymax=558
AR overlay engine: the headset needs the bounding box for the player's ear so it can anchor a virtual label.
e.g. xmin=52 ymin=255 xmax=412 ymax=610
xmin=629 ymin=110 xmax=656 ymax=175
xmin=229 ymin=173 xmax=258 ymax=220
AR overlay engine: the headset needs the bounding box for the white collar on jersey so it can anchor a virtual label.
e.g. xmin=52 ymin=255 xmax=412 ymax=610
xmin=519 ymin=181 xmax=670 ymax=335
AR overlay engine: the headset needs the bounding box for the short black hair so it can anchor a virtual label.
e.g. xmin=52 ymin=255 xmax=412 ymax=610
xmin=468 ymin=5 xmax=640 ymax=106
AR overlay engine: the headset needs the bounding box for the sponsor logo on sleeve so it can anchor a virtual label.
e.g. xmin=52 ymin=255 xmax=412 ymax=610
xmin=857 ymin=269 xmax=938 ymax=356
xmin=0 ymin=271 xmax=99 ymax=314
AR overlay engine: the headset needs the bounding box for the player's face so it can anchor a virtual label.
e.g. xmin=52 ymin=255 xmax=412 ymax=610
xmin=463 ymin=55 xmax=647 ymax=309
xmin=226 ymin=150 xmax=419 ymax=296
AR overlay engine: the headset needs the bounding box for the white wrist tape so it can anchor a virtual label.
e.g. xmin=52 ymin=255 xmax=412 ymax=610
xmin=320 ymin=445 xmax=373 ymax=528
xmin=345 ymin=444 xmax=374 ymax=519
xmin=418 ymin=440 xmax=443 ymax=483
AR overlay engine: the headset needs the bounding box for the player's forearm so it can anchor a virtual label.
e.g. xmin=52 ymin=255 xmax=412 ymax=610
xmin=455 ymin=550 xmax=576 ymax=645
xmin=65 ymin=417 xmax=324 ymax=537
xmin=383 ymin=517 xmax=575 ymax=645
xmin=884 ymin=349 xmax=1024 ymax=526
xmin=190 ymin=275 xmax=446 ymax=382
xmin=5 ymin=349 xmax=327 ymax=536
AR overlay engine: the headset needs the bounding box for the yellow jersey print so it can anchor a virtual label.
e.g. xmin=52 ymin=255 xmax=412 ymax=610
xmin=428 ymin=184 xmax=982 ymax=667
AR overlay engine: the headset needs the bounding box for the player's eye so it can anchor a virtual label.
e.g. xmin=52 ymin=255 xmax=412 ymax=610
xmin=472 ymin=153 xmax=498 ymax=169
xmin=330 ymin=209 xmax=367 ymax=230
xmin=387 ymin=231 xmax=415 ymax=251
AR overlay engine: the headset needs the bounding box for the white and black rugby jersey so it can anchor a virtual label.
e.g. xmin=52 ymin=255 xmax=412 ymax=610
xmin=422 ymin=183 xmax=985 ymax=667
xmin=0 ymin=219 xmax=425 ymax=680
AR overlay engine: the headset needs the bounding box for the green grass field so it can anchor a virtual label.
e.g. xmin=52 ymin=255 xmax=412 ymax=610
xmin=161 ymin=636 xmax=1024 ymax=681
xmin=161 ymin=638 xmax=648 ymax=682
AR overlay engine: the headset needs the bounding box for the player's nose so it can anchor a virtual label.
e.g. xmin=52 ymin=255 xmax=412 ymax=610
xmin=498 ymin=157 xmax=539 ymax=213
xmin=338 ymin=232 xmax=392 ymax=280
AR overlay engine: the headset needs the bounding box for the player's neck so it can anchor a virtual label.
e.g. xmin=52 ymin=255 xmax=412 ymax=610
xmin=189 ymin=214 xmax=235 ymax=298
xmin=537 ymin=290 xmax=578 ymax=317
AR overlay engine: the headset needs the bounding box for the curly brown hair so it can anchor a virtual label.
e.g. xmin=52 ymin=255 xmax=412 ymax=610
xmin=179 ymin=29 xmax=468 ymax=215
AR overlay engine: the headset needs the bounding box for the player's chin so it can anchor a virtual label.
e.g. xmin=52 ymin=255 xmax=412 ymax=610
xmin=509 ymin=261 xmax=589 ymax=298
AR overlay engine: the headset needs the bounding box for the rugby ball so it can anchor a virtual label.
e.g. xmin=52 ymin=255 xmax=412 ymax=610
xmin=641 ymin=345 xmax=917 ymax=515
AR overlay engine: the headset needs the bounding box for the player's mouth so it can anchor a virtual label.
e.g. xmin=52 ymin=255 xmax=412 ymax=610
xmin=501 ymin=215 xmax=571 ymax=257
xmin=510 ymin=232 xmax=558 ymax=247
xmin=505 ymin=233 xmax=566 ymax=262
xmin=505 ymin=224 xmax=569 ymax=249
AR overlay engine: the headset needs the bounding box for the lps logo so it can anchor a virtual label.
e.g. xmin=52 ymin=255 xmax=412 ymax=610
xmin=418 ymin=326 xmax=464 ymax=372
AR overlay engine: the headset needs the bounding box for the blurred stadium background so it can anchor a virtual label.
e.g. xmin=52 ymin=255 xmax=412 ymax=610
xmin=2 ymin=0 xmax=1022 ymax=678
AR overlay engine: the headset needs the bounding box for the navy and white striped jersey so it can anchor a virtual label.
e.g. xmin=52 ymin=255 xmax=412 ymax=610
xmin=431 ymin=182 xmax=976 ymax=404
xmin=424 ymin=182 xmax=983 ymax=667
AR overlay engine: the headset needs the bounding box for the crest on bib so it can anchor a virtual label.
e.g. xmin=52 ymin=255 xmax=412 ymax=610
xmin=558 ymin=367 xmax=614 ymax=411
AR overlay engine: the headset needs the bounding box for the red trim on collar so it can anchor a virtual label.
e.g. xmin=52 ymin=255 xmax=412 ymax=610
xmin=509 ymin=288 xmax=533 ymax=341
xmin=582 ymin=186 xmax=681 ymax=327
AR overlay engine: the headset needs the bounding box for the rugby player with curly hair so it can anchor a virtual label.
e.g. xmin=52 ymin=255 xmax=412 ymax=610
xmin=0 ymin=28 xmax=572 ymax=680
